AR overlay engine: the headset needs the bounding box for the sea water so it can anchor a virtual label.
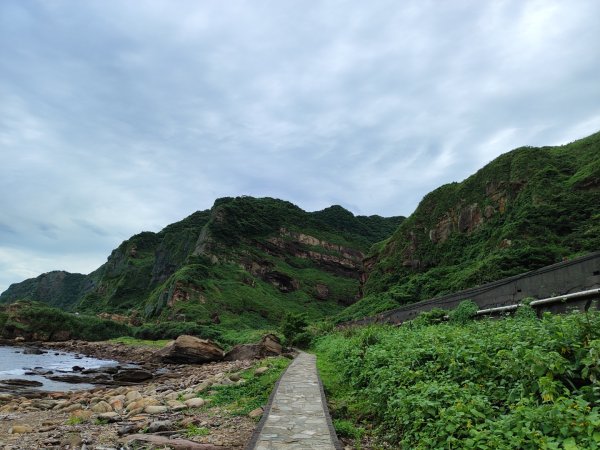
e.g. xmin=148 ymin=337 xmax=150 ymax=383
xmin=0 ymin=345 xmax=117 ymax=391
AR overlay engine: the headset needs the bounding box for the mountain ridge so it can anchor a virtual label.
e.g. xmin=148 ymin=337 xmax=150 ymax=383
xmin=338 ymin=131 xmax=600 ymax=321
xmin=1 ymin=197 xmax=403 ymax=341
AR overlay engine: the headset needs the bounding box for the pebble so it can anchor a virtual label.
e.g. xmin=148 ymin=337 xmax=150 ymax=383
xmin=142 ymin=397 xmax=160 ymax=406
xmin=166 ymin=400 xmax=187 ymax=411
xmin=147 ymin=420 xmax=173 ymax=433
xmin=91 ymin=401 xmax=112 ymax=413
xmin=8 ymin=425 xmax=32 ymax=434
xmin=108 ymin=396 xmax=124 ymax=411
xmin=0 ymin=346 xmax=259 ymax=449
xmin=248 ymin=407 xmax=263 ymax=418
xmin=125 ymin=390 xmax=142 ymax=402
xmin=184 ymin=398 xmax=205 ymax=408
xmin=254 ymin=366 xmax=269 ymax=376
xmin=144 ymin=405 xmax=168 ymax=414
xmin=98 ymin=412 xmax=120 ymax=421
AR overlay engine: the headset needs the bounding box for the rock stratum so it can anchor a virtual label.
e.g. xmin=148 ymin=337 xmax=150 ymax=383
xmin=0 ymin=197 xmax=402 ymax=337
xmin=339 ymin=131 xmax=600 ymax=321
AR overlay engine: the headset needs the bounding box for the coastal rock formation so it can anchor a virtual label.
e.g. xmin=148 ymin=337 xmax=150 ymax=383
xmin=224 ymin=334 xmax=283 ymax=361
xmin=155 ymin=335 xmax=224 ymax=364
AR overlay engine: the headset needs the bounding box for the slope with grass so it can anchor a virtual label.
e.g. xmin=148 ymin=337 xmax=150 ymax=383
xmin=316 ymin=307 xmax=600 ymax=449
xmin=341 ymin=131 xmax=600 ymax=321
xmin=1 ymin=196 xmax=402 ymax=343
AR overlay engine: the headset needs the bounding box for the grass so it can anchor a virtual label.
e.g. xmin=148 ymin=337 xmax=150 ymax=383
xmin=205 ymin=357 xmax=291 ymax=416
xmin=185 ymin=424 xmax=210 ymax=437
xmin=66 ymin=416 xmax=85 ymax=425
xmin=315 ymin=309 xmax=600 ymax=449
xmin=108 ymin=336 xmax=170 ymax=348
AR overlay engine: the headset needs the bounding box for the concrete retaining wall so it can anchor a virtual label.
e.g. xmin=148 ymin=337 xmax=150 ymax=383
xmin=343 ymin=251 xmax=600 ymax=327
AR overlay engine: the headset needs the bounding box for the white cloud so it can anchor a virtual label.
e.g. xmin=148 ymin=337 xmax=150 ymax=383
xmin=0 ymin=0 xmax=599 ymax=293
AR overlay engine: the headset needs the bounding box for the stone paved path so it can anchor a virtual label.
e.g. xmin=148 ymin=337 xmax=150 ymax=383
xmin=249 ymin=352 xmax=339 ymax=450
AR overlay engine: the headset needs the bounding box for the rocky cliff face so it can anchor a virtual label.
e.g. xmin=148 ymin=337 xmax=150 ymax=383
xmin=1 ymin=197 xmax=402 ymax=332
xmin=342 ymin=131 xmax=600 ymax=321
xmin=0 ymin=271 xmax=88 ymax=310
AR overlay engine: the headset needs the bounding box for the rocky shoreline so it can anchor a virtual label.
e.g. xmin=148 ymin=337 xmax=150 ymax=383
xmin=0 ymin=339 xmax=289 ymax=449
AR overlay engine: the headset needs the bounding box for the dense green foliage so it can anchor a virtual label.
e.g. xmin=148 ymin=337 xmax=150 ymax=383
xmin=204 ymin=357 xmax=291 ymax=416
xmin=1 ymin=196 xmax=401 ymax=344
xmin=0 ymin=301 xmax=130 ymax=341
xmin=350 ymin=132 xmax=600 ymax=320
xmin=280 ymin=312 xmax=310 ymax=347
xmin=316 ymin=311 xmax=600 ymax=449
xmin=0 ymin=271 xmax=88 ymax=309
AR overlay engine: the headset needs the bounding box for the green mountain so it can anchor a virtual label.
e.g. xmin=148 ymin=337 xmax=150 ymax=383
xmin=1 ymin=196 xmax=402 ymax=341
xmin=0 ymin=271 xmax=89 ymax=310
xmin=340 ymin=131 xmax=600 ymax=321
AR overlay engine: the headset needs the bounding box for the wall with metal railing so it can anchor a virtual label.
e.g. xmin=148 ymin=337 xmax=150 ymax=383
xmin=340 ymin=251 xmax=600 ymax=327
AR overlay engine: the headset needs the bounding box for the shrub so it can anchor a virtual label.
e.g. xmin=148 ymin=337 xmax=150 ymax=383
xmin=448 ymin=299 xmax=479 ymax=324
xmin=0 ymin=302 xmax=130 ymax=341
xmin=412 ymin=308 xmax=447 ymax=326
xmin=515 ymin=297 xmax=538 ymax=320
xmin=291 ymin=331 xmax=313 ymax=349
xmin=280 ymin=312 xmax=308 ymax=346
xmin=316 ymin=311 xmax=600 ymax=449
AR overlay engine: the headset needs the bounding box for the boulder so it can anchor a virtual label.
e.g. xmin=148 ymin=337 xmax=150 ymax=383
xmin=148 ymin=420 xmax=173 ymax=433
xmin=91 ymin=401 xmax=113 ymax=413
xmin=98 ymin=411 xmax=120 ymax=422
xmin=155 ymin=335 xmax=224 ymax=364
xmin=184 ymin=398 xmax=205 ymax=408
xmin=125 ymin=390 xmax=142 ymax=402
xmin=0 ymin=379 xmax=43 ymax=387
xmin=248 ymin=407 xmax=263 ymax=418
xmin=8 ymin=425 xmax=33 ymax=434
xmin=261 ymin=334 xmax=283 ymax=354
xmin=254 ymin=366 xmax=269 ymax=376
xmin=122 ymin=434 xmax=226 ymax=449
xmin=112 ymin=369 xmax=153 ymax=383
xmin=224 ymin=334 xmax=282 ymax=361
xmin=46 ymin=374 xmax=91 ymax=384
xmin=144 ymin=405 xmax=168 ymax=414
xmin=22 ymin=348 xmax=44 ymax=355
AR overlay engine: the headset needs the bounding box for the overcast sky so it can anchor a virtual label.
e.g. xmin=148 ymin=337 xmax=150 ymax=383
xmin=1 ymin=0 xmax=599 ymax=294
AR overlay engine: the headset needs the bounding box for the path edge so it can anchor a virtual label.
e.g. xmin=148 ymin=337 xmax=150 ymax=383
xmin=315 ymin=353 xmax=344 ymax=450
xmin=244 ymin=354 xmax=296 ymax=450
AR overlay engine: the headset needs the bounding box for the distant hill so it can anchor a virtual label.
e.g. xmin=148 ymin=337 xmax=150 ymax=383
xmin=4 ymin=131 xmax=599 ymax=334
xmin=0 ymin=197 xmax=402 ymax=340
xmin=339 ymin=131 xmax=600 ymax=321
xmin=0 ymin=271 xmax=89 ymax=310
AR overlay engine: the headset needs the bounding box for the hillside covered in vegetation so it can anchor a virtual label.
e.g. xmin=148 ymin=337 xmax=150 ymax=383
xmin=0 ymin=197 xmax=402 ymax=343
xmin=340 ymin=131 xmax=600 ymax=321
xmin=317 ymin=305 xmax=600 ymax=449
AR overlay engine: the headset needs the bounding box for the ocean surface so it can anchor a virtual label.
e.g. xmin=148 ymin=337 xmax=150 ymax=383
xmin=0 ymin=345 xmax=117 ymax=392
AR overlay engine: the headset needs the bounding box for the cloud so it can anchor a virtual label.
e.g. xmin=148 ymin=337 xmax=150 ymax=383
xmin=1 ymin=0 xmax=599 ymax=293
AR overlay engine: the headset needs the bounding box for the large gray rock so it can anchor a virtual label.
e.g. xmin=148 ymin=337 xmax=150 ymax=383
xmin=155 ymin=335 xmax=224 ymax=364
xmin=224 ymin=334 xmax=282 ymax=361
xmin=112 ymin=368 xmax=153 ymax=383
xmin=0 ymin=379 xmax=43 ymax=387
xmin=22 ymin=348 xmax=44 ymax=355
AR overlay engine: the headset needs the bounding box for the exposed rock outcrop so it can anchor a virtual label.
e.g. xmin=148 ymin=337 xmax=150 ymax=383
xmin=224 ymin=334 xmax=283 ymax=361
xmin=155 ymin=335 xmax=224 ymax=364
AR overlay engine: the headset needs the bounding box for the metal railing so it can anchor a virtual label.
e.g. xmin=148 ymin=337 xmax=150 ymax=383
xmin=476 ymin=288 xmax=600 ymax=316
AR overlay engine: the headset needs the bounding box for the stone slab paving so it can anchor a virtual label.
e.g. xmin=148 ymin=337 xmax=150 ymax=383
xmin=249 ymin=352 xmax=340 ymax=450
